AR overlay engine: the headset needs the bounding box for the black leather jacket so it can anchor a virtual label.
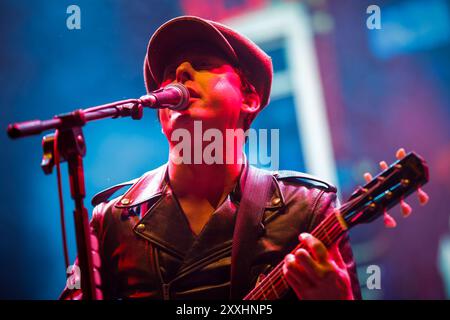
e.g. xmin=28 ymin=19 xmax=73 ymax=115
xmin=61 ymin=163 xmax=361 ymax=300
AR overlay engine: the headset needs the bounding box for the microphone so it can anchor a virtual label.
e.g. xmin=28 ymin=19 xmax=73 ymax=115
xmin=6 ymin=84 xmax=191 ymax=139
xmin=139 ymin=83 xmax=190 ymax=111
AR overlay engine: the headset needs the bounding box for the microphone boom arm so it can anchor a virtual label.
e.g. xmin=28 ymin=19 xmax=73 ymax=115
xmin=7 ymin=99 xmax=142 ymax=139
xmin=7 ymin=83 xmax=189 ymax=139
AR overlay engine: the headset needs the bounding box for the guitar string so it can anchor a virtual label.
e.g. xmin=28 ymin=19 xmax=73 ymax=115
xmin=255 ymin=225 xmax=343 ymax=300
xmin=248 ymin=169 xmax=408 ymax=299
xmin=247 ymin=223 xmax=344 ymax=300
xmin=253 ymin=224 xmax=344 ymax=300
xmin=245 ymin=217 xmax=344 ymax=300
xmin=270 ymin=224 xmax=344 ymax=299
xmin=245 ymin=215 xmax=342 ymax=299
xmin=246 ymin=170 xmax=403 ymax=299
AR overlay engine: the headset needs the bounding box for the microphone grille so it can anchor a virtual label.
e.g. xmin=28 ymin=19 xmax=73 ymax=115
xmin=167 ymin=83 xmax=190 ymax=111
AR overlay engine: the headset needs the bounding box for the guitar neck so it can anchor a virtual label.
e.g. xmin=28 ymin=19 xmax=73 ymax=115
xmin=243 ymin=152 xmax=428 ymax=300
xmin=243 ymin=211 xmax=347 ymax=300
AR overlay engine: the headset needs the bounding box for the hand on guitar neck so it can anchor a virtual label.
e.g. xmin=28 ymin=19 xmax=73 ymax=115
xmin=283 ymin=232 xmax=354 ymax=299
xmin=281 ymin=148 xmax=430 ymax=300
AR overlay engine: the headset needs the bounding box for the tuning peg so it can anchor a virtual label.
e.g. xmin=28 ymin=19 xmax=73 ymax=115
xmin=379 ymin=161 xmax=388 ymax=170
xmin=396 ymin=148 xmax=406 ymax=160
xmin=400 ymin=199 xmax=412 ymax=217
xmin=364 ymin=172 xmax=373 ymax=183
xmin=417 ymin=188 xmax=429 ymax=206
xmin=383 ymin=210 xmax=397 ymax=228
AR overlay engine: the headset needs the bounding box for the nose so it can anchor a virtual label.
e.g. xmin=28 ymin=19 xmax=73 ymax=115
xmin=175 ymin=61 xmax=195 ymax=84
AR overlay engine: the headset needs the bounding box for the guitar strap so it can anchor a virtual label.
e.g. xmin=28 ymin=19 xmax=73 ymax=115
xmin=230 ymin=165 xmax=273 ymax=299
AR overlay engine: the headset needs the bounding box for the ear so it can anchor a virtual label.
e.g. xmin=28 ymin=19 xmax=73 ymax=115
xmin=241 ymin=91 xmax=260 ymax=115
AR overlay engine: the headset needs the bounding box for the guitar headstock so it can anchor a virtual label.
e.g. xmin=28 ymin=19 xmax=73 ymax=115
xmin=342 ymin=149 xmax=429 ymax=229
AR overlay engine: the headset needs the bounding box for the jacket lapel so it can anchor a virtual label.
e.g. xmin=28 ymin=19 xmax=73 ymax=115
xmin=115 ymin=164 xmax=195 ymax=259
xmin=134 ymin=188 xmax=196 ymax=259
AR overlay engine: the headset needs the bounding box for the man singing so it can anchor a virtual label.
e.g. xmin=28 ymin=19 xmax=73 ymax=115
xmin=61 ymin=16 xmax=361 ymax=300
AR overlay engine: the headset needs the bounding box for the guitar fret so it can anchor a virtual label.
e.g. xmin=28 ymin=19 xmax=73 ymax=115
xmin=321 ymin=227 xmax=333 ymax=246
xmin=270 ymin=279 xmax=279 ymax=299
xmin=281 ymin=276 xmax=288 ymax=289
xmin=314 ymin=214 xmax=344 ymax=247
xmin=335 ymin=209 xmax=348 ymax=231
xmin=246 ymin=212 xmax=346 ymax=300
xmin=261 ymin=289 xmax=268 ymax=300
xmin=255 ymin=282 xmax=265 ymax=300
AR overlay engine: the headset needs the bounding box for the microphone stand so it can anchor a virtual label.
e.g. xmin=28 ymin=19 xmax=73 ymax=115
xmin=7 ymin=99 xmax=146 ymax=300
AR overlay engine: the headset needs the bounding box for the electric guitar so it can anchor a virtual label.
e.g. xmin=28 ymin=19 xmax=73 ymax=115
xmin=244 ymin=149 xmax=429 ymax=300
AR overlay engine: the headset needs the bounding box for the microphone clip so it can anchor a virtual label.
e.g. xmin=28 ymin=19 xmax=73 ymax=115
xmin=111 ymin=102 xmax=143 ymax=120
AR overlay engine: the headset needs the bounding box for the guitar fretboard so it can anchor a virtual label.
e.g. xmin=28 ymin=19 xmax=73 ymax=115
xmin=243 ymin=211 xmax=347 ymax=300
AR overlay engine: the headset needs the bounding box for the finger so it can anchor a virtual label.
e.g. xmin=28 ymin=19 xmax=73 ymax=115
xmin=328 ymin=244 xmax=346 ymax=270
xmin=299 ymin=233 xmax=329 ymax=264
xmin=283 ymin=260 xmax=305 ymax=299
xmin=294 ymin=248 xmax=322 ymax=281
xmin=283 ymin=254 xmax=315 ymax=288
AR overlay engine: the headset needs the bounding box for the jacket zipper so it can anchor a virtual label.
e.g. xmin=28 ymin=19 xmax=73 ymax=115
xmin=153 ymin=246 xmax=171 ymax=300
xmin=162 ymin=283 xmax=170 ymax=300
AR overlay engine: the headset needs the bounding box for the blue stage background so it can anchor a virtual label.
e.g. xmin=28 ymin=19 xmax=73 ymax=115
xmin=1 ymin=0 xmax=449 ymax=299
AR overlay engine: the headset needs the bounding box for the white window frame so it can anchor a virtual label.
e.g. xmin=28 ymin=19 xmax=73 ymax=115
xmin=224 ymin=2 xmax=339 ymax=186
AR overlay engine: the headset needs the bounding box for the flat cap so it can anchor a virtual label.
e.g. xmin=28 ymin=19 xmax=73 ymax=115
xmin=143 ymin=16 xmax=273 ymax=109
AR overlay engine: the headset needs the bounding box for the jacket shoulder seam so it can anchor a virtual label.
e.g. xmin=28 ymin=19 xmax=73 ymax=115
xmin=273 ymin=170 xmax=337 ymax=193
xmin=91 ymin=178 xmax=140 ymax=206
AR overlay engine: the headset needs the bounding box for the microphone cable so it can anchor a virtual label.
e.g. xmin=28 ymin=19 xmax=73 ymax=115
xmin=54 ymin=129 xmax=70 ymax=270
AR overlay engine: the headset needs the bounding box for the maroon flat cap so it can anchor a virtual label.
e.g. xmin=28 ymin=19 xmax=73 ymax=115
xmin=143 ymin=16 xmax=273 ymax=109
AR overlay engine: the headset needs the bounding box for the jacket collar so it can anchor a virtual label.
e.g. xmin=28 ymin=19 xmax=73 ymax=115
xmin=122 ymin=161 xmax=285 ymax=264
xmin=115 ymin=164 xmax=168 ymax=209
xmin=115 ymin=161 xmax=284 ymax=211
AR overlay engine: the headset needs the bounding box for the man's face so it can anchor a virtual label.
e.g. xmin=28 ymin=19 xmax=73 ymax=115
xmin=158 ymin=44 xmax=249 ymax=143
